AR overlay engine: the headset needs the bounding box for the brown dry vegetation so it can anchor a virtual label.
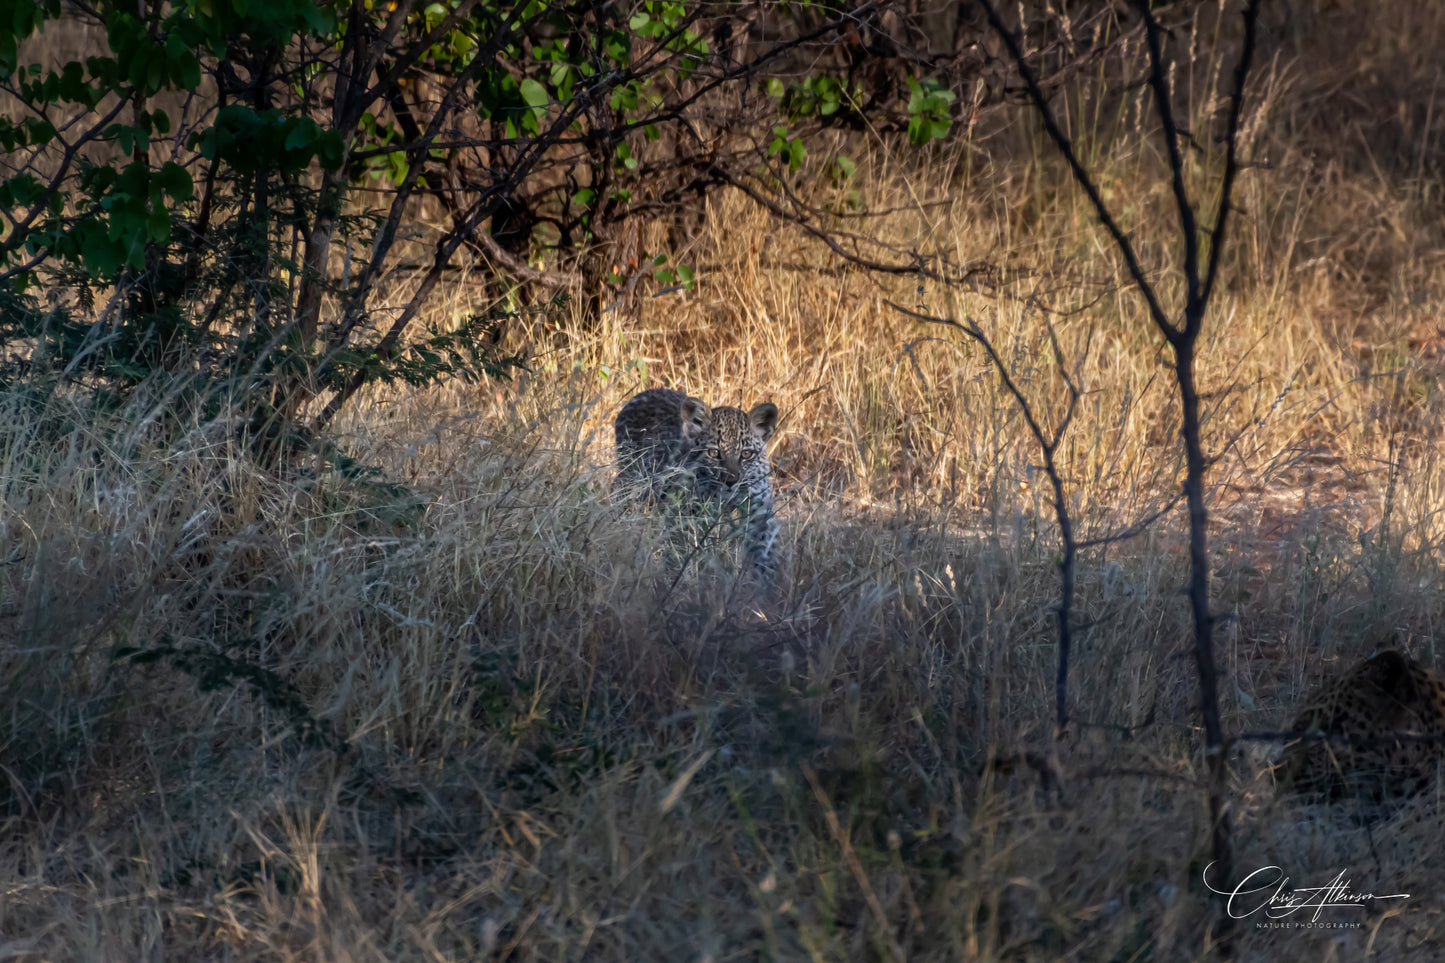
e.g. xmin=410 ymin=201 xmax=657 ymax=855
xmin=4 ymin=2 xmax=1445 ymax=960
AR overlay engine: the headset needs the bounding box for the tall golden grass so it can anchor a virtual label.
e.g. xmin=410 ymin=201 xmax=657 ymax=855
xmin=4 ymin=3 xmax=1445 ymax=959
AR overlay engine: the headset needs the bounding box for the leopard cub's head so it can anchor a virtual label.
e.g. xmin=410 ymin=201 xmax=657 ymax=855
xmin=706 ymin=402 xmax=778 ymax=488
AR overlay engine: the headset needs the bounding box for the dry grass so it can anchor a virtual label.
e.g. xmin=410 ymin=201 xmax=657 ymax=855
xmin=5 ymin=4 xmax=1445 ymax=960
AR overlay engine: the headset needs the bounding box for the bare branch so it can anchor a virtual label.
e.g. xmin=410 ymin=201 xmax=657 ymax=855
xmin=1200 ymin=0 xmax=1263 ymax=314
xmin=309 ymin=61 xmax=609 ymax=434
xmin=0 ymin=99 xmax=130 ymax=282
xmin=975 ymin=0 xmax=1177 ymax=340
xmin=1136 ymin=1 xmax=1200 ymax=312
xmin=365 ymin=0 xmax=483 ymax=107
xmin=720 ymin=168 xmax=992 ymax=284
xmin=470 ymin=228 xmax=583 ymax=289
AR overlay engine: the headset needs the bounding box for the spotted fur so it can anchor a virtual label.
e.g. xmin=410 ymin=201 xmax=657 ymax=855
xmin=614 ymin=388 xmax=780 ymax=579
xmin=1277 ymin=650 xmax=1445 ymax=801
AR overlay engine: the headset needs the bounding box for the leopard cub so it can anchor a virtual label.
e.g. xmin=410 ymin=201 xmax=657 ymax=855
xmin=614 ymin=387 xmax=780 ymax=579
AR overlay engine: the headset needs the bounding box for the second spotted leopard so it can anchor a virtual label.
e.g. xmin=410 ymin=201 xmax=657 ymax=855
xmin=1277 ymin=649 xmax=1445 ymax=801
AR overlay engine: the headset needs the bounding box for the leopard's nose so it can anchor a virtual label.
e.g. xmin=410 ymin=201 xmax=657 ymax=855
xmin=719 ymin=457 xmax=741 ymax=486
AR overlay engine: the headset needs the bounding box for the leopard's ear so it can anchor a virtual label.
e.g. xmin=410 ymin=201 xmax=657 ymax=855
xmin=679 ymin=396 xmax=712 ymax=440
xmin=748 ymin=402 xmax=779 ymax=441
xmin=1366 ymin=650 xmax=1418 ymax=699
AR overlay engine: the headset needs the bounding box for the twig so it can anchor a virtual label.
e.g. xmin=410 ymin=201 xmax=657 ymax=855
xmin=886 ymin=298 xmax=1081 ymax=731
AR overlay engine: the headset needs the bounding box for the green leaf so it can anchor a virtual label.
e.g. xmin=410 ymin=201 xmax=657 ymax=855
xmin=146 ymin=204 xmax=171 ymax=242
xmin=283 ymin=123 xmax=315 ymax=151
xmin=905 ymin=76 xmax=956 ymax=146
xmin=769 ymin=128 xmax=806 ymax=171
xmin=603 ymin=32 xmax=629 ymax=63
xmin=519 ymin=77 xmax=548 ymax=108
xmin=609 ymin=82 xmax=638 ymax=112
xmin=179 ymin=56 xmax=201 ymax=91
xmin=22 ymin=117 xmax=54 ymax=143
xmin=2 ymin=174 xmax=44 ymax=207
xmin=157 ymin=162 xmax=193 ymax=201
xmin=80 ymin=228 xmax=122 ymax=277
xmin=907 ymin=115 xmax=926 ymax=147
